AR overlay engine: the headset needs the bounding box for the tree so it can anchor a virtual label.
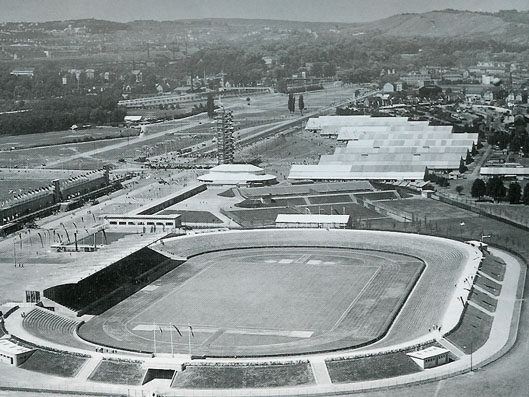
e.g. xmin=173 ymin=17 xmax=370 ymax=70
xmin=456 ymin=185 xmax=464 ymax=195
xmin=298 ymin=95 xmax=305 ymax=115
xmin=459 ymin=158 xmax=467 ymax=174
xmin=246 ymin=97 xmax=251 ymax=106
xmin=486 ymin=176 xmax=506 ymax=202
xmin=508 ymin=182 xmax=522 ymax=204
xmin=523 ymin=183 xmax=529 ymax=205
xmin=471 ymin=179 xmax=486 ymax=199
xmin=288 ymin=94 xmax=295 ymax=114
xmin=206 ymin=94 xmax=215 ymax=118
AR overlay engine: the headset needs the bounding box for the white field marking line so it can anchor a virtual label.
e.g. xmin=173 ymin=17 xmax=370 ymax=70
xmin=330 ymin=266 xmax=382 ymax=332
xmin=127 ymin=260 xmax=216 ymax=324
xmin=99 ymin=258 xmax=214 ymax=341
xmin=133 ymin=325 xmax=314 ymax=338
xmin=107 ymin=247 xmax=409 ymax=342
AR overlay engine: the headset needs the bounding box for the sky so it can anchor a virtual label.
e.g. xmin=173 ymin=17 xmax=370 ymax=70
xmin=0 ymin=0 xmax=528 ymax=23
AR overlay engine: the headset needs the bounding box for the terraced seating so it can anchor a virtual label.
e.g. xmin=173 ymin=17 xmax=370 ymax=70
xmin=21 ymin=308 xmax=87 ymax=349
xmin=44 ymin=247 xmax=175 ymax=315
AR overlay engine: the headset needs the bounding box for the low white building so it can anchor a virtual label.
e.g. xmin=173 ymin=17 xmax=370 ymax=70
xmin=198 ymin=164 xmax=277 ymax=186
xmin=407 ymin=346 xmax=450 ymax=369
xmin=275 ymin=214 xmax=351 ymax=229
xmin=0 ymin=339 xmax=35 ymax=366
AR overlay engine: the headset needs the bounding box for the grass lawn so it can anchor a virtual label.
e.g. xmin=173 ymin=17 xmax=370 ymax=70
xmin=326 ymin=351 xmax=422 ymax=383
xmin=19 ymin=349 xmax=87 ymax=377
xmin=88 ymin=359 xmax=145 ymax=385
xmin=469 ymin=288 xmax=498 ymax=312
xmin=446 ymin=304 xmax=494 ymax=354
xmin=475 ymin=273 xmax=502 ymax=296
xmin=171 ymin=362 xmax=314 ymax=389
xmin=480 ymin=253 xmax=506 ymax=282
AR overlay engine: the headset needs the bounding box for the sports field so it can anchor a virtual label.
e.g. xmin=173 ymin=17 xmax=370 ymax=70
xmin=79 ymin=247 xmax=423 ymax=356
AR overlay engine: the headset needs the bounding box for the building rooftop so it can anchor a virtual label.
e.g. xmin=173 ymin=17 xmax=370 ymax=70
xmin=275 ymin=214 xmax=351 ymax=224
xmin=407 ymin=346 xmax=449 ymax=360
xmin=0 ymin=339 xmax=34 ymax=355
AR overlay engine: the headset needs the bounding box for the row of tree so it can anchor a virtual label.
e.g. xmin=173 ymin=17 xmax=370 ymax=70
xmin=287 ymin=94 xmax=305 ymax=115
xmin=0 ymin=90 xmax=125 ymax=136
xmin=471 ymin=177 xmax=529 ymax=204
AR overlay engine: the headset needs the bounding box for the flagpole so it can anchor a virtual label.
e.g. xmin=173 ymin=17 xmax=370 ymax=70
xmin=170 ymin=322 xmax=174 ymax=358
xmin=153 ymin=321 xmax=156 ymax=356
xmin=188 ymin=324 xmax=192 ymax=356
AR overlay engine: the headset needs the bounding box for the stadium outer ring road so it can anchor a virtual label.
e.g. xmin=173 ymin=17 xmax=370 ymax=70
xmin=7 ymin=229 xmax=524 ymax=396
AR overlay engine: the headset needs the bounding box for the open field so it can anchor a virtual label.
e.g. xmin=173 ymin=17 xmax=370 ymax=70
xmin=376 ymin=197 xmax=479 ymax=221
xmin=0 ymin=127 xmax=135 ymax=150
xmin=171 ymin=362 xmax=314 ymax=389
xmin=79 ymin=246 xmax=422 ymax=356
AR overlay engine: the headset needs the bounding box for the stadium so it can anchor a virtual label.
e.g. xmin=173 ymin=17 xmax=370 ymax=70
xmin=0 ymin=210 xmax=522 ymax=393
xmin=76 ymin=229 xmax=477 ymax=358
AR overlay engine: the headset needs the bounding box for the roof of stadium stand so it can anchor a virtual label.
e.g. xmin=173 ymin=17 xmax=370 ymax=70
xmin=290 ymin=115 xmax=477 ymax=181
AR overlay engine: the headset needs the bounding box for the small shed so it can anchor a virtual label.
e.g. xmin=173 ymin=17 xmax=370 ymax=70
xmin=407 ymin=346 xmax=450 ymax=369
xmin=0 ymin=339 xmax=35 ymax=366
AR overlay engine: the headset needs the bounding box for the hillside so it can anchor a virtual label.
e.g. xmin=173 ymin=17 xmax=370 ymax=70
xmin=361 ymin=9 xmax=529 ymax=42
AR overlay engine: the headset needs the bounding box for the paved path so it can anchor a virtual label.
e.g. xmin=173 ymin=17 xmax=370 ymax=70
xmin=76 ymin=356 xmax=102 ymax=381
xmin=310 ymin=357 xmax=332 ymax=385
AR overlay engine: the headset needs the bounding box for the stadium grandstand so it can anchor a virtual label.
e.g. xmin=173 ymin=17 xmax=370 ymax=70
xmin=289 ymin=116 xmax=478 ymax=181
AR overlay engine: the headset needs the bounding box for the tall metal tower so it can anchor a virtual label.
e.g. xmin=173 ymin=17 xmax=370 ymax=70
xmin=215 ymin=107 xmax=234 ymax=164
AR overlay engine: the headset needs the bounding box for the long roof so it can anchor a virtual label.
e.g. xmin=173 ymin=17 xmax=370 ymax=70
xmin=337 ymin=131 xmax=478 ymax=143
xmin=480 ymin=166 xmax=529 ymax=176
xmin=346 ymin=139 xmax=475 ymax=147
xmin=276 ymin=214 xmax=350 ymax=224
xmin=319 ymin=152 xmax=463 ymax=169
xmin=334 ymin=146 xmax=470 ymax=155
xmin=288 ymin=164 xmax=426 ymax=181
xmin=305 ymin=116 xmax=410 ymax=130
